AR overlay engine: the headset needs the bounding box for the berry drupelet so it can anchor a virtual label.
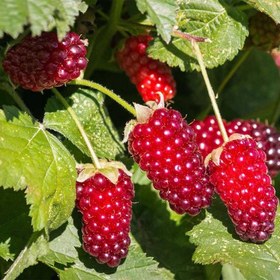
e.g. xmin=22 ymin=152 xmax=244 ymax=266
xmin=76 ymin=169 xmax=134 ymax=267
xmin=116 ymin=35 xmax=176 ymax=103
xmin=3 ymin=32 xmax=87 ymax=91
xmin=128 ymin=107 xmax=214 ymax=215
xmin=208 ymin=134 xmax=278 ymax=243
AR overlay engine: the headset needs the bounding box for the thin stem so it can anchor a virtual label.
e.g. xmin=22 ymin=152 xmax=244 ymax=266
xmin=198 ymin=49 xmax=252 ymax=119
xmin=3 ymin=232 xmax=41 ymax=280
xmin=192 ymin=41 xmax=229 ymax=142
xmin=5 ymin=87 xmax=34 ymax=117
xmin=85 ymin=0 xmax=124 ymax=78
xmin=69 ymin=79 xmax=136 ymax=116
xmin=51 ymin=88 xmax=101 ymax=169
xmin=216 ymin=49 xmax=252 ymax=98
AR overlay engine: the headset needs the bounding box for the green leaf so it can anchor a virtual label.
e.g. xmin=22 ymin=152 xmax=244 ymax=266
xmin=188 ymin=208 xmax=280 ymax=280
xmin=3 ymin=234 xmax=49 ymax=280
xmin=244 ymin=0 xmax=280 ymax=23
xmin=44 ymin=88 xmax=124 ymax=160
xmin=0 ymin=106 xmax=76 ymax=231
xmin=132 ymin=167 xmax=208 ymax=280
xmin=40 ymin=216 xmax=174 ymax=279
xmin=222 ymin=264 xmax=246 ymax=280
xmin=0 ymin=0 xmax=87 ymax=39
xmin=148 ymin=0 xmax=248 ymax=71
xmin=135 ymin=0 xmax=178 ymax=43
xmin=0 ymin=239 xmax=14 ymax=261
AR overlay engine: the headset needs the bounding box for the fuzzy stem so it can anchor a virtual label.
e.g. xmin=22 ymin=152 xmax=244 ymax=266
xmin=69 ymin=79 xmax=136 ymax=116
xmin=3 ymin=232 xmax=41 ymax=280
xmin=192 ymin=41 xmax=229 ymax=142
xmin=51 ymin=88 xmax=101 ymax=169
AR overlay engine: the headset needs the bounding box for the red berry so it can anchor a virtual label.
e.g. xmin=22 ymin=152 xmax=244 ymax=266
xmin=116 ymin=35 xmax=176 ymax=103
xmin=191 ymin=116 xmax=280 ymax=177
xmin=3 ymin=32 xmax=87 ymax=91
xmin=208 ymin=135 xmax=278 ymax=242
xmin=128 ymin=108 xmax=214 ymax=215
xmin=76 ymin=169 xmax=134 ymax=267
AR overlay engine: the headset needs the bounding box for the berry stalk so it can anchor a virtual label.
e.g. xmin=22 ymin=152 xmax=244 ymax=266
xmin=198 ymin=49 xmax=252 ymax=119
xmin=52 ymin=88 xmax=101 ymax=169
xmin=191 ymin=41 xmax=229 ymax=142
xmin=70 ymin=79 xmax=136 ymax=116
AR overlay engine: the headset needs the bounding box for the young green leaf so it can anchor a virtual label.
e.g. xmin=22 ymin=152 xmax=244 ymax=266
xmin=0 ymin=240 xmax=14 ymax=261
xmin=148 ymin=0 xmax=248 ymax=71
xmin=0 ymin=0 xmax=87 ymax=39
xmin=44 ymin=88 xmax=124 ymax=160
xmin=135 ymin=0 xmax=178 ymax=43
xmin=243 ymin=0 xmax=280 ymax=24
xmin=188 ymin=210 xmax=280 ymax=280
xmin=40 ymin=216 xmax=174 ymax=280
xmin=0 ymin=106 xmax=76 ymax=231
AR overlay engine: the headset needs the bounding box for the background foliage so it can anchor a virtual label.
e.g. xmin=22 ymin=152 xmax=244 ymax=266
xmin=0 ymin=0 xmax=279 ymax=279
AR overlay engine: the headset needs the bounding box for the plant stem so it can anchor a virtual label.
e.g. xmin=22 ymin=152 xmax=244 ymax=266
xmin=3 ymin=232 xmax=41 ymax=280
xmin=51 ymin=88 xmax=101 ymax=169
xmin=5 ymin=87 xmax=34 ymax=117
xmin=69 ymin=79 xmax=136 ymax=116
xmin=85 ymin=0 xmax=124 ymax=78
xmin=192 ymin=41 xmax=229 ymax=142
xmin=197 ymin=49 xmax=252 ymax=119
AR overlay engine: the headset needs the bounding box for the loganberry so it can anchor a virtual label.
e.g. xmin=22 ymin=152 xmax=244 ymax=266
xmin=76 ymin=168 xmax=134 ymax=267
xmin=128 ymin=105 xmax=214 ymax=215
xmin=116 ymin=35 xmax=176 ymax=103
xmin=208 ymin=134 xmax=278 ymax=243
xmin=3 ymin=32 xmax=87 ymax=91
xmin=191 ymin=116 xmax=280 ymax=177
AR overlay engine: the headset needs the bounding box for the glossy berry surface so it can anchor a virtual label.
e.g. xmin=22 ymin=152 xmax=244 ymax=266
xmin=191 ymin=116 xmax=280 ymax=177
xmin=128 ymin=108 xmax=214 ymax=215
xmin=76 ymin=170 xmax=134 ymax=267
xmin=116 ymin=35 xmax=176 ymax=103
xmin=3 ymin=32 xmax=87 ymax=91
xmin=208 ymin=137 xmax=278 ymax=242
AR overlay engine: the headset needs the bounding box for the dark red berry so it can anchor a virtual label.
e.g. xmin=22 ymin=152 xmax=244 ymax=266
xmin=208 ymin=135 xmax=278 ymax=242
xmin=190 ymin=116 xmax=224 ymax=159
xmin=76 ymin=169 xmax=134 ymax=267
xmin=128 ymin=107 xmax=214 ymax=215
xmin=3 ymin=32 xmax=87 ymax=91
xmin=116 ymin=35 xmax=176 ymax=103
xmin=191 ymin=116 xmax=280 ymax=177
xmin=227 ymin=120 xmax=280 ymax=178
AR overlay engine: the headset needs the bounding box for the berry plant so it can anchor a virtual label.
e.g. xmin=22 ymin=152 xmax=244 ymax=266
xmin=0 ymin=1 xmax=279 ymax=280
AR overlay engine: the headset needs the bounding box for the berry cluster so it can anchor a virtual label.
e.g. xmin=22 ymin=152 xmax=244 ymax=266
xmin=191 ymin=116 xmax=280 ymax=177
xmin=128 ymin=107 xmax=214 ymax=215
xmin=208 ymin=135 xmax=278 ymax=242
xmin=3 ymin=32 xmax=87 ymax=91
xmin=116 ymin=35 xmax=176 ymax=103
xmin=76 ymin=169 xmax=134 ymax=267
